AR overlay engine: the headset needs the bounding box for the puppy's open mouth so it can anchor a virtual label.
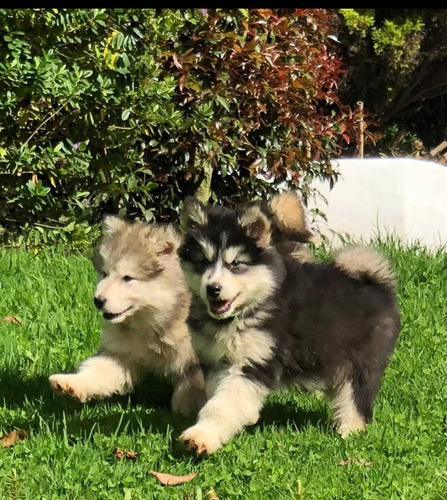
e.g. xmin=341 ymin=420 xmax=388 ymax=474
xmin=208 ymin=295 xmax=239 ymax=316
xmin=103 ymin=306 xmax=133 ymax=321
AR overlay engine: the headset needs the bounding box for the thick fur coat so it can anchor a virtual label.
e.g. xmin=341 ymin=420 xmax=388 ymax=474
xmin=49 ymin=216 xmax=206 ymax=415
xmin=178 ymin=198 xmax=401 ymax=453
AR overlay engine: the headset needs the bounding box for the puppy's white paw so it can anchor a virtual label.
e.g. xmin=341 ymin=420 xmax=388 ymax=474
xmin=49 ymin=373 xmax=89 ymax=403
xmin=336 ymin=422 xmax=366 ymax=439
xmin=180 ymin=424 xmax=222 ymax=455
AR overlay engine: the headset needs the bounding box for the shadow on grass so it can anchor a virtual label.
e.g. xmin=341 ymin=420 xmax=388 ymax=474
xmin=1 ymin=370 xmax=332 ymax=453
xmin=256 ymin=399 xmax=330 ymax=433
xmin=0 ymin=370 xmax=193 ymax=443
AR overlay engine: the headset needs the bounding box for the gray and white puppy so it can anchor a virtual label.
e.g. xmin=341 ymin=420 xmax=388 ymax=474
xmin=177 ymin=198 xmax=401 ymax=454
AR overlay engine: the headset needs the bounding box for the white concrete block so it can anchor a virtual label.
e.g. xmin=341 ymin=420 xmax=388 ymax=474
xmin=307 ymin=158 xmax=447 ymax=249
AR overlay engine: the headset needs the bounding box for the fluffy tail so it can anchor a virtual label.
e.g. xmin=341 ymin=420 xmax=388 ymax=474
xmin=333 ymin=246 xmax=396 ymax=290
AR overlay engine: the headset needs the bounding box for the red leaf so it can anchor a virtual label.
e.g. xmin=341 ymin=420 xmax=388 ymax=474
xmin=172 ymin=54 xmax=183 ymax=69
xmin=149 ymin=470 xmax=198 ymax=486
xmin=1 ymin=429 xmax=29 ymax=448
xmin=2 ymin=316 xmax=22 ymax=325
xmin=339 ymin=456 xmax=372 ymax=467
xmin=113 ymin=447 xmax=139 ymax=460
xmin=179 ymin=74 xmax=186 ymax=92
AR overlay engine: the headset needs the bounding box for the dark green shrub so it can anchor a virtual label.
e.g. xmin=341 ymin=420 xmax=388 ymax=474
xmin=0 ymin=9 xmax=356 ymax=248
xmin=0 ymin=9 xmax=165 ymax=247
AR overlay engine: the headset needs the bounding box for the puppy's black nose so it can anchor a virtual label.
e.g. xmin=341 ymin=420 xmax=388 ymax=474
xmin=206 ymin=283 xmax=221 ymax=298
xmin=94 ymin=296 xmax=106 ymax=310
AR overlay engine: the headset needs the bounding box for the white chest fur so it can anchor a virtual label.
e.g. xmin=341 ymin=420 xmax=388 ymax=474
xmin=192 ymin=316 xmax=274 ymax=367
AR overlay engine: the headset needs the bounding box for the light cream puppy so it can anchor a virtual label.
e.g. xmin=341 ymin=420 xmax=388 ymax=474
xmin=49 ymin=216 xmax=206 ymax=416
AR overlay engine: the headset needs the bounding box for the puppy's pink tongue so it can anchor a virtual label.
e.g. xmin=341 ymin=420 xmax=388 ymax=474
xmin=211 ymin=300 xmax=232 ymax=314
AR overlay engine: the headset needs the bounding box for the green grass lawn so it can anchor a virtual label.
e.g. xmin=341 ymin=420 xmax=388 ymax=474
xmin=0 ymin=242 xmax=445 ymax=499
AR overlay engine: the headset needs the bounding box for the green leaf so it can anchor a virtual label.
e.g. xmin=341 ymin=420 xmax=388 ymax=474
xmin=216 ymin=95 xmax=230 ymax=112
xmin=78 ymin=140 xmax=89 ymax=152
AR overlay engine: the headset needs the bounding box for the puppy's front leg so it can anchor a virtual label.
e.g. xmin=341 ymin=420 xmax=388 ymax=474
xmin=180 ymin=368 xmax=268 ymax=454
xmin=49 ymin=353 xmax=136 ymax=402
xmin=171 ymin=363 xmax=207 ymax=416
xmin=167 ymin=329 xmax=207 ymax=416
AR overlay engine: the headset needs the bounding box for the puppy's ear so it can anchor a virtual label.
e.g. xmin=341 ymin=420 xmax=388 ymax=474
xmin=179 ymin=197 xmax=208 ymax=232
xmin=157 ymin=225 xmax=181 ymax=256
xmin=102 ymin=215 xmax=127 ymax=235
xmin=239 ymin=206 xmax=271 ymax=248
xmin=268 ymin=191 xmax=317 ymax=243
xmin=145 ymin=224 xmax=181 ymax=257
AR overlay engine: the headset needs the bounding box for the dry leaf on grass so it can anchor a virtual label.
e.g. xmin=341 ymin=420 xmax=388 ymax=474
xmin=2 ymin=316 xmax=23 ymax=325
xmin=204 ymin=488 xmax=219 ymax=500
xmin=1 ymin=429 xmax=29 ymax=448
xmin=113 ymin=447 xmax=139 ymax=460
xmin=339 ymin=456 xmax=372 ymax=467
xmin=149 ymin=470 xmax=197 ymax=486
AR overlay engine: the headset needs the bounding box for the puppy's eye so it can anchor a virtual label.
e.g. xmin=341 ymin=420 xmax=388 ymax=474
xmin=230 ymin=259 xmax=248 ymax=270
xmin=122 ymin=275 xmax=135 ymax=282
xmin=102 ymin=271 xmax=108 ymax=278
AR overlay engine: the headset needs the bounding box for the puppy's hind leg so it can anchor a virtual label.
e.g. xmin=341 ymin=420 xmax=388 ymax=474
xmin=49 ymin=353 xmax=137 ymax=403
xmin=327 ymin=378 xmax=367 ymax=439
